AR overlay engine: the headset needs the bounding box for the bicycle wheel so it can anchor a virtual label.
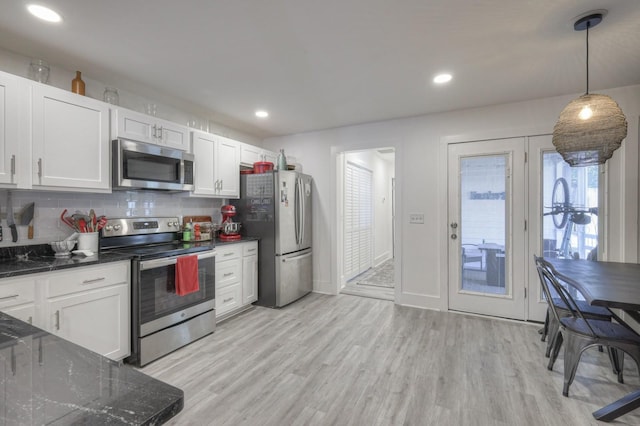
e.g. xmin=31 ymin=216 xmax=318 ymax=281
xmin=552 ymin=177 xmax=569 ymax=229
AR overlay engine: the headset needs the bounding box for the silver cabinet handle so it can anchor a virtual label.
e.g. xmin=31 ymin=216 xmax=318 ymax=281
xmin=10 ymin=155 xmax=15 ymax=182
xmin=55 ymin=310 xmax=60 ymax=330
xmin=0 ymin=294 xmax=19 ymax=301
xmin=82 ymin=277 xmax=106 ymax=285
xmin=247 ymin=248 xmax=256 ymax=252
xmin=27 ymin=316 xmax=32 ymax=324
xmin=220 ymin=179 xmax=223 ymax=190
xmin=223 ymin=252 xmax=234 ymax=257
xmin=223 ymin=272 xmax=234 ymax=277
xmin=152 ymin=124 xmax=157 ymax=138
xmin=38 ymin=158 xmax=43 ymax=181
xmin=223 ymin=297 xmax=233 ymax=303
xmin=157 ymin=126 xmax=163 ymax=140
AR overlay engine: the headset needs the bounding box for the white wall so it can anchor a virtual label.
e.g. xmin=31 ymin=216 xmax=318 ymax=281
xmin=264 ymin=85 xmax=640 ymax=311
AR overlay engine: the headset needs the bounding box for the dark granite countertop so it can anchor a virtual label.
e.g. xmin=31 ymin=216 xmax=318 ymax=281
xmin=214 ymin=236 xmax=260 ymax=246
xmin=0 ymin=312 xmax=183 ymax=424
xmin=0 ymin=244 xmax=134 ymax=280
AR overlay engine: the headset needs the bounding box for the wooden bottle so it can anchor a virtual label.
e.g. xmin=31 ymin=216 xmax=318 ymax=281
xmin=72 ymin=71 xmax=85 ymax=95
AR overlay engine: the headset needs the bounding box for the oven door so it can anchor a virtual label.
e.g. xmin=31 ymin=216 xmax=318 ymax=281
xmin=136 ymin=250 xmax=215 ymax=337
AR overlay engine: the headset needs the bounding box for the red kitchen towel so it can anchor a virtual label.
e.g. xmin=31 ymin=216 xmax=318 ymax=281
xmin=175 ymin=255 xmax=199 ymax=296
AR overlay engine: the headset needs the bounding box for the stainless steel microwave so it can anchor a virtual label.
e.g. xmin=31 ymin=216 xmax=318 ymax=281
xmin=112 ymin=139 xmax=195 ymax=191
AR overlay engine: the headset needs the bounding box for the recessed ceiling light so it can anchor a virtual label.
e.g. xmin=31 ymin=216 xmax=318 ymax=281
xmin=255 ymin=110 xmax=269 ymax=118
xmin=433 ymin=73 xmax=452 ymax=84
xmin=27 ymin=4 xmax=62 ymax=22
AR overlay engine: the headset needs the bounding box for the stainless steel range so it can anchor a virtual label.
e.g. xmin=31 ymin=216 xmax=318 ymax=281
xmin=100 ymin=217 xmax=216 ymax=366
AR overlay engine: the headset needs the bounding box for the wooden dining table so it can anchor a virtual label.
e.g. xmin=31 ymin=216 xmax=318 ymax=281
xmin=546 ymin=258 xmax=640 ymax=422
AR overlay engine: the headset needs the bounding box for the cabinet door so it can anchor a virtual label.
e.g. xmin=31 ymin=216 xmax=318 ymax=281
xmin=0 ymin=71 xmax=19 ymax=186
xmin=242 ymin=254 xmax=258 ymax=304
xmin=215 ymin=136 xmax=240 ymax=198
xmin=32 ymin=84 xmax=110 ymax=190
xmin=191 ymin=131 xmax=217 ymax=196
xmin=240 ymin=143 xmax=262 ymax=166
xmin=158 ymin=118 xmax=189 ymax=151
xmin=2 ymin=304 xmax=36 ymax=325
xmin=46 ymin=284 xmax=130 ymax=361
xmin=114 ymin=108 xmax=156 ymax=143
xmin=263 ymin=150 xmax=277 ymax=165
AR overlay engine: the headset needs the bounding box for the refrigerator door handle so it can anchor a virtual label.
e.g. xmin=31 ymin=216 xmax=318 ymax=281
xmin=298 ymin=177 xmax=304 ymax=245
xmin=282 ymin=251 xmax=312 ymax=262
xmin=294 ymin=177 xmax=300 ymax=244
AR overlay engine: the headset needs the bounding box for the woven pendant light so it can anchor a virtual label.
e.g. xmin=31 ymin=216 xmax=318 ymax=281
xmin=552 ymin=12 xmax=628 ymax=167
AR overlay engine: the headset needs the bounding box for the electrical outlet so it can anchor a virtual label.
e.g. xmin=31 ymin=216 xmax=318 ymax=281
xmin=409 ymin=213 xmax=424 ymax=224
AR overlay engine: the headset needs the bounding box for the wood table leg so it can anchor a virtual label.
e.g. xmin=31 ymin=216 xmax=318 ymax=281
xmin=593 ymin=390 xmax=640 ymax=422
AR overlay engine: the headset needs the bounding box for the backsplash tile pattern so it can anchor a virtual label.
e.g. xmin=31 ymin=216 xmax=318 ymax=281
xmin=1 ymin=190 xmax=223 ymax=247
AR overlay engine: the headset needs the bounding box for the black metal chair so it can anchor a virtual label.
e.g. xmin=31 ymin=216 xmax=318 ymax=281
xmin=537 ymin=259 xmax=613 ymax=358
xmin=534 ymin=256 xmax=640 ymax=397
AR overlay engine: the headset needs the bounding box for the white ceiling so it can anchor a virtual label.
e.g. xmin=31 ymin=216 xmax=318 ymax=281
xmin=1 ymin=0 xmax=639 ymax=139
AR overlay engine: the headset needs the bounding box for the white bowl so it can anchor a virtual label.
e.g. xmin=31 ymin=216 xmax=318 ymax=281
xmin=50 ymin=240 xmax=76 ymax=256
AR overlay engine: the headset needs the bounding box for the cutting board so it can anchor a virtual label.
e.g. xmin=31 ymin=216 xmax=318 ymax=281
xmin=183 ymin=215 xmax=212 ymax=225
xmin=183 ymin=215 xmax=214 ymax=241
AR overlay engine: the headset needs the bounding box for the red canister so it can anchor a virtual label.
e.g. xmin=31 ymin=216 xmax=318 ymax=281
xmin=253 ymin=161 xmax=274 ymax=173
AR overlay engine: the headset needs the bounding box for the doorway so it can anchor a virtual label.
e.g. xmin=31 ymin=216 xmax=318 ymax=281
xmin=339 ymin=148 xmax=396 ymax=301
xmin=447 ymin=135 xmax=602 ymax=321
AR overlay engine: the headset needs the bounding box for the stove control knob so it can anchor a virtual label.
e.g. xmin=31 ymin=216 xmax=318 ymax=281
xmin=173 ymin=221 xmax=180 ymax=227
xmin=113 ymin=224 xmax=122 ymax=231
xmin=168 ymin=221 xmax=175 ymax=227
xmin=105 ymin=225 xmax=113 ymax=231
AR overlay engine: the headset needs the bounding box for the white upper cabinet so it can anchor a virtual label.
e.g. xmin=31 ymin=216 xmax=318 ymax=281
xmin=190 ymin=131 xmax=240 ymax=198
xmin=191 ymin=131 xmax=217 ymax=196
xmin=214 ymin=135 xmax=240 ymax=198
xmin=113 ymin=108 xmax=190 ymax=151
xmin=31 ymin=83 xmax=110 ymax=191
xmin=239 ymin=142 xmax=278 ymax=167
xmin=0 ymin=71 xmax=22 ymax=187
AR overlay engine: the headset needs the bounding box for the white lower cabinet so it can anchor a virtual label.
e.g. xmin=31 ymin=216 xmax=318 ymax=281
xmin=242 ymin=242 xmax=258 ymax=304
xmin=43 ymin=262 xmax=130 ymax=361
xmin=0 ymin=276 xmax=36 ymax=325
xmin=0 ymin=262 xmax=131 ymax=361
xmin=215 ymin=241 xmax=258 ymax=319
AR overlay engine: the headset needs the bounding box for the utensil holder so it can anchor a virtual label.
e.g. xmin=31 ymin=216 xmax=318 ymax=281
xmin=77 ymin=232 xmax=99 ymax=252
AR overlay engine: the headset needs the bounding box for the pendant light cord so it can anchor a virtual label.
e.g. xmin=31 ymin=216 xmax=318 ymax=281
xmin=586 ymin=21 xmax=590 ymax=94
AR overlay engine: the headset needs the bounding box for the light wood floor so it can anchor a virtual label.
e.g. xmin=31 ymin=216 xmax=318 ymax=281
xmin=141 ymin=293 xmax=640 ymax=425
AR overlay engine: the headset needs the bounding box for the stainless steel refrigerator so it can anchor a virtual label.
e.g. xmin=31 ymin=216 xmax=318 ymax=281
xmin=232 ymin=170 xmax=312 ymax=307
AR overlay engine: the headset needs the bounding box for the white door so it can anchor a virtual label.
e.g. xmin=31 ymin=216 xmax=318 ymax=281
xmin=448 ymin=138 xmax=526 ymax=320
xmin=527 ymin=135 xmax=602 ymax=321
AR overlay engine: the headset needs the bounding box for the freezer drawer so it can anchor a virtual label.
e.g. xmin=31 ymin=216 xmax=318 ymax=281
xmin=276 ymin=249 xmax=312 ymax=307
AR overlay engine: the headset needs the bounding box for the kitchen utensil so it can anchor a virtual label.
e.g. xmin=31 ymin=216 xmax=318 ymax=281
xmin=89 ymin=209 xmax=96 ymax=232
xmin=20 ymin=202 xmax=35 ymax=239
xmin=6 ymin=191 xmax=17 ymax=242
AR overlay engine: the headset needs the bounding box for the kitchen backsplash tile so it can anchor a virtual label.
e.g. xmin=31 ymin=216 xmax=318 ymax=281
xmin=0 ymin=190 xmax=223 ymax=247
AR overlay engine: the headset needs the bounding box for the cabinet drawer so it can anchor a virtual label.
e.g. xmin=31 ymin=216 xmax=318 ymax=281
xmin=48 ymin=262 xmax=129 ymax=298
xmin=216 ymin=284 xmax=241 ymax=316
xmin=243 ymin=241 xmax=258 ymax=257
xmin=0 ymin=277 xmax=36 ymax=309
xmin=215 ymin=259 xmax=241 ymax=288
xmin=216 ymin=245 xmax=241 ymax=260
